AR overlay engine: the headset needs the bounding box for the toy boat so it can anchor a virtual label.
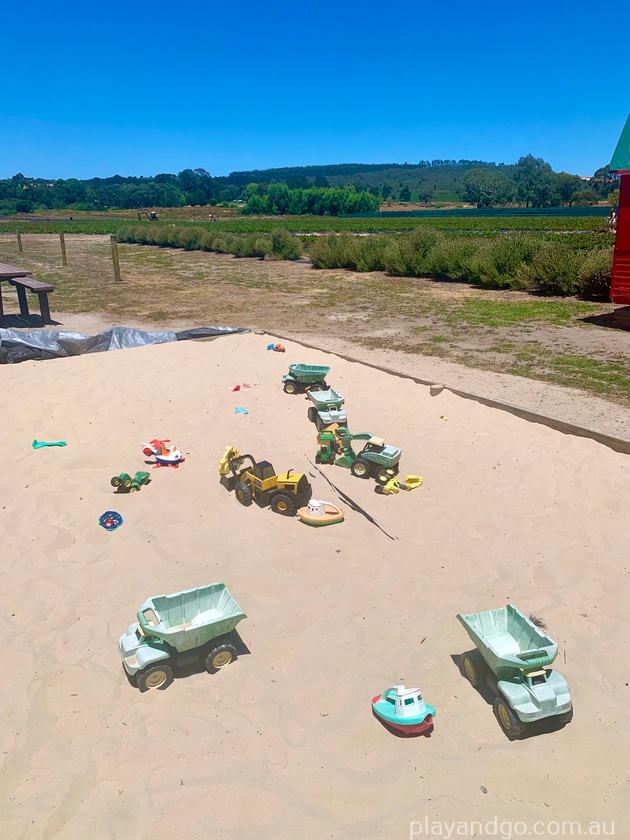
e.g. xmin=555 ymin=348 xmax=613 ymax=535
xmin=372 ymin=685 xmax=435 ymax=735
xmin=297 ymin=499 xmax=344 ymax=526
xmin=142 ymin=439 xmax=185 ymax=468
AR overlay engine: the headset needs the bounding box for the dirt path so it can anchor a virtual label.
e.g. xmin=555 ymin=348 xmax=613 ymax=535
xmin=1 ymin=234 xmax=628 ymax=437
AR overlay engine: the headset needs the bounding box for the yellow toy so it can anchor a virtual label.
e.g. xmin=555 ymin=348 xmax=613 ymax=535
xmin=219 ymin=446 xmax=240 ymax=476
xmin=375 ymin=473 xmax=423 ymax=495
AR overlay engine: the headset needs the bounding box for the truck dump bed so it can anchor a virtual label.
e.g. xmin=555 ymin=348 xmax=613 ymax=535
xmin=458 ymin=604 xmax=557 ymax=679
xmin=307 ymin=388 xmax=344 ymax=409
xmin=288 ymin=364 xmax=330 ymax=383
xmin=137 ymin=582 xmax=246 ymax=653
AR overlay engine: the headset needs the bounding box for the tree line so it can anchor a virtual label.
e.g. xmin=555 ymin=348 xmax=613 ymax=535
xmin=0 ymin=156 xmax=619 ymax=216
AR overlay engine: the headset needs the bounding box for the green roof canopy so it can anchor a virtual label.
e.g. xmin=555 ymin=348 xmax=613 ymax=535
xmin=610 ymin=114 xmax=630 ymax=173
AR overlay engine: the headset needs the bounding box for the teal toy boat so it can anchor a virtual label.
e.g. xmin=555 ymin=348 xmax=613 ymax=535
xmin=372 ymin=685 xmax=435 ymax=735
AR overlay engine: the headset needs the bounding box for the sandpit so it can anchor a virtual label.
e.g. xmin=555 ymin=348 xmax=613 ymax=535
xmin=1 ymin=332 xmax=628 ymax=839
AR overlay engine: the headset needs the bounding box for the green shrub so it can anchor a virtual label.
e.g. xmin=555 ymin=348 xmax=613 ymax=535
xmin=423 ymin=238 xmax=479 ymax=281
xmin=468 ymin=234 xmax=540 ymax=288
xmin=349 ymin=234 xmax=392 ymax=272
xmin=516 ymin=243 xmax=582 ymax=295
xmin=579 ymin=247 xmax=613 ymax=300
xmin=310 ymin=234 xmax=356 ymax=269
xmin=172 ymin=227 xmax=202 ymax=250
xmin=115 ymin=225 xmax=135 ymax=243
xmin=383 ymin=228 xmax=446 ymax=276
xmin=269 ymin=228 xmax=302 ymax=260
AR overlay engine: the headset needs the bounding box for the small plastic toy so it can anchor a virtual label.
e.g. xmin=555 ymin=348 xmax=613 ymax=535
xmin=220 ymin=448 xmax=311 ymax=516
xmin=142 ymin=439 xmax=185 ymax=468
xmin=32 ymin=439 xmax=67 ymax=449
xmin=282 ymin=363 xmax=330 ymax=395
xmin=372 ymin=685 xmax=435 ymax=735
xmin=99 ymin=511 xmax=123 ymax=531
xmin=316 ymin=426 xmax=402 ymax=482
xmin=375 ymin=474 xmax=423 ymax=495
xmin=267 ymin=343 xmax=285 ymax=352
xmin=307 ymin=388 xmax=347 ymax=431
xmin=297 ymin=499 xmax=345 ymax=526
xmin=118 ymin=582 xmax=247 ymax=691
xmin=235 ymin=407 xmax=249 ymax=414
xmin=458 ymin=604 xmax=573 ymax=740
xmin=111 ymin=471 xmax=151 ymax=493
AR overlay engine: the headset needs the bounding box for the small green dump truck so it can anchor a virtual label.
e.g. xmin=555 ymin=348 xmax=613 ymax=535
xmin=458 ymin=604 xmax=573 ymax=739
xmin=282 ymin=363 xmax=330 ymax=394
xmin=119 ymin=582 xmax=246 ymax=691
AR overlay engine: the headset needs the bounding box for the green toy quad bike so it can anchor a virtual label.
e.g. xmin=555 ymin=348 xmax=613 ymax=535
xmin=111 ymin=471 xmax=151 ymax=493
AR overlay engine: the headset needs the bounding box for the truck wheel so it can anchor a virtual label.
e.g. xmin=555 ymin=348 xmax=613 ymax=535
xmin=307 ymin=407 xmax=318 ymax=424
xmin=123 ymin=478 xmax=132 ymax=489
xmin=351 ymin=459 xmax=371 ymax=479
xmin=376 ymin=467 xmax=395 ymax=485
xmin=283 ymin=380 xmax=297 ymax=394
xmin=462 ymin=651 xmax=487 ymax=688
xmin=310 ymin=383 xmax=323 ymax=392
xmin=493 ymin=696 xmax=526 ymax=740
xmin=558 ymin=707 xmax=574 ymax=725
xmin=129 ymin=485 xmax=139 ymax=492
xmin=315 ymin=452 xmax=322 ymax=464
xmin=111 ymin=476 xmax=121 ymax=488
xmin=235 ymin=482 xmax=252 ymax=506
xmin=205 ymin=643 xmax=238 ymax=673
xmin=271 ymin=493 xmax=297 ymax=516
xmin=137 ymin=664 xmax=174 ymax=692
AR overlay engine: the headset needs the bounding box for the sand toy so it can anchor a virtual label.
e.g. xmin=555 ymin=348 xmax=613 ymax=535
xmin=458 ymin=604 xmax=573 ymax=739
xmin=111 ymin=471 xmax=151 ymax=493
xmin=119 ymin=582 xmax=247 ymax=692
xmin=99 ymin=511 xmax=123 ymax=531
xmin=220 ymin=449 xmax=312 ymax=517
xmin=297 ymin=499 xmax=344 ymax=526
xmin=32 ymin=439 xmax=67 ymax=449
xmin=375 ymin=473 xmax=423 ymax=495
xmin=317 ymin=426 xmax=402 ymax=482
xmin=142 ymin=439 xmax=185 ymax=468
xmin=307 ymin=388 xmax=347 ymax=431
xmin=282 ymin=363 xmax=330 ymax=395
xmin=372 ymin=685 xmax=435 ymax=735
xmin=267 ymin=343 xmax=285 ymax=352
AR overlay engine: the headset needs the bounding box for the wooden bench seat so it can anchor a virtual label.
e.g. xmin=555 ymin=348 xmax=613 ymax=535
xmin=8 ymin=276 xmax=55 ymax=325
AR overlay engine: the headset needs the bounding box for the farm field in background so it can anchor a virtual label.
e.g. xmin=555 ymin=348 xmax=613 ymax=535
xmin=0 ymin=233 xmax=627 ymax=406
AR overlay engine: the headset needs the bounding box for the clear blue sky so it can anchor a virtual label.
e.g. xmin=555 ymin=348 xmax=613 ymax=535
xmin=1 ymin=0 xmax=628 ymax=180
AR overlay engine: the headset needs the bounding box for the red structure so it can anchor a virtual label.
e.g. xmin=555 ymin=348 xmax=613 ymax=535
xmin=609 ymin=115 xmax=630 ymax=304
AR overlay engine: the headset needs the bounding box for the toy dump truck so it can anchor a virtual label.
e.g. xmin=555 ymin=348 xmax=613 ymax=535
xmin=307 ymin=388 xmax=347 ymax=431
xmin=282 ymin=363 xmax=330 ymax=395
xmin=317 ymin=426 xmax=402 ymax=482
xmin=119 ymin=582 xmax=247 ymax=691
xmin=458 ymin=604 xmax=573 ymax=739
xmin=111 ymin=471 xmax=151 ymax=493
xmin=220 ymin=447 xmax=312 ymax=516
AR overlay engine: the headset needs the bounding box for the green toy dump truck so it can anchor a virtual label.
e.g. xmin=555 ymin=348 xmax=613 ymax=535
xmin=307 ymin=388 xmax=347 ymax=431
xmin=282 ymin=363 xmax=330 ymax=394
xmin=316 ymin=426 xmax=402 ymax=482
xmin=119 ymin=582 xmax=247 ymax=691
xmin=458 ymin=604 xmax=573 ymax=739
xmin=111 ymin=471 xmax=151 ymax=493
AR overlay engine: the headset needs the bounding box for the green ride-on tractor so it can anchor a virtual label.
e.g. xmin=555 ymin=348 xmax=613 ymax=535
xmin=316 ymin=426 xmax=402 ymax=482
xmin=111 ymin=471 xmax=151 ymax=493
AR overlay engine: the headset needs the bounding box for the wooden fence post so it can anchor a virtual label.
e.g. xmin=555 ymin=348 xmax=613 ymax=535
xmin=110 ymin=235 xmax=122 ymax=282
xmin=16 ymin=230 xmax=23 ymax=252
xmin=59 ymin=232 xmax=67 ymax=266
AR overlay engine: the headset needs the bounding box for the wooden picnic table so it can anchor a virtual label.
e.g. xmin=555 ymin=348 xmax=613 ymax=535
xmin=0 ymin=262 xmax=54 ymax=325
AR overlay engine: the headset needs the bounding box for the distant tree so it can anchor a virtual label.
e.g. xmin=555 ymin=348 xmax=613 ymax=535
xmin=458 ymin=168 xmax=514 ymax=208
xmin=178 ymin=169 xmax=200 ymax=193
xmin=399 ymin=186 xmax=411 ymax=201
xmin=514 ymin=154 xmax=554 ymax=207
xmin=287 ymin=175 xmax=309 ymax=189
xmin=571 ymin=188 xmax=599 ymax=206
xmin=417 ymin=188 xmax=433 ymax=205
xmin=554 ymin=172 xmax=584 ymax=205
xmin=381 ymin=184 xmax=393 ymax=200
xmin=607 ymin=188 xmax=620 ymax=205
xmin=314 ymin=176 xmax=329 ymax=188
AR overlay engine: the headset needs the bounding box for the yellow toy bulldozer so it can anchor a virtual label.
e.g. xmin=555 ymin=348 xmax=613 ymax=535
xmin=219 ymin=446 xmax=312 ymax=517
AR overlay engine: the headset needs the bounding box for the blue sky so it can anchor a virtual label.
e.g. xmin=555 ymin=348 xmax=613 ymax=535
xmin=1 ymin=0 xmax=628 ymax=179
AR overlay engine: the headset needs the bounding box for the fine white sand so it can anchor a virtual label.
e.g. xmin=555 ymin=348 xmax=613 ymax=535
xmin=1 ymin=332 xmax=629 ymax=840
